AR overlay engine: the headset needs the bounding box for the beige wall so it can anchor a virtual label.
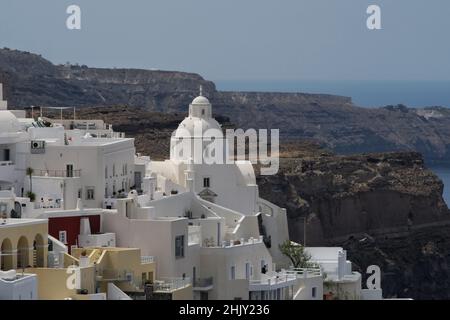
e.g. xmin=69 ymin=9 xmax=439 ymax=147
xmin=0 ymin=220 xmax=48 ymax=270
xmin=171 ymin=285 xmax=193 ymax=300
xmin=72 ymin=247 xmax=156 ymax=294
xmin=25 ymin=266 xmax=95 ymax=300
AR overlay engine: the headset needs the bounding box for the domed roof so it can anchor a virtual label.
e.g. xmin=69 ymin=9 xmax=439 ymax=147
xmin=174 ymin=117 xmax=222 ymax=138
xmin=0 ymin=111 xmax=20 ymax=135
xmin=191 ymin=96 xmax=211 ymax=105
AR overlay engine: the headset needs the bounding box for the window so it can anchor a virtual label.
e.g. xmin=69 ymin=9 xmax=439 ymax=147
xmin=59 ymin=230 xmax=67 ymax=244
xmin=230 ymin=265 xmax=236 ymax=280
xmin=175 ymin=235 xmax=185 ymax=259
xmin=203 ymin=177 xmax=210 ymax=188
xmin=78 ymin=188 xmax=82 ymax=199
xmin=86 ymin=187 xmax=95 ymax=200
xmin=312 ymin=287 xmax=317 ymax=298
xmin=66 ymin=164 xmax=73 ymax=177
xmin=105 ymin=185 xmax=108 ymax=197
xmin=105 ymin=166 xmax=108 ymax=179
xmin=245 ymin=262 xmax=251 ymax=280
xmin=201 ymin=109 xmax=205 ymax=116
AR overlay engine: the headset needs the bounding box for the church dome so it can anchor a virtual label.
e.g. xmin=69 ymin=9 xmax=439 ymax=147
xmin=191 ymin=96 xmax=211 ymax=105
xmin=0 ymin=111 xmax=20 ymax=135
xmin=174 ymin=117 xmax=222 ymax=138
xmin=173 ymin=92 xmax=222 ymax=138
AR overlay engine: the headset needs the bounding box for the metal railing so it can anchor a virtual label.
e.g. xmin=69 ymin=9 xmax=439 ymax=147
xmin=250 ymin=272 xmax=298 ymax=286
xmin=287 ymin=267 xmax=323 ymax=278
xmin=34 ymin=200 xmax=63 ymax=209
xmin=141 ymin=256 xmax=155 ymax=264
xmin=33 ymin=169 xmax=81 ymax=178
xmin=153 ymin=277 xmax=191 ymax=292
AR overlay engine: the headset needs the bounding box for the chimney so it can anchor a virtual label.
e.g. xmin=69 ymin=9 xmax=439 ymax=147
xmin=0 ymin=83 xmax=7 ymax=110
xmin=80 ymin=217 xmax=91 ymax=235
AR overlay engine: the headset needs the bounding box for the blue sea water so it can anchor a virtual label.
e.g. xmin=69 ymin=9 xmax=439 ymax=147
xmin=430 ymin=167 xmax=450 ymax=206
xmin=216 ymin=80 xmax=450 ymax=205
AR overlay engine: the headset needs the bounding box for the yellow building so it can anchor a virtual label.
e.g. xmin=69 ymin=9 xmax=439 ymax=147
xmin=71 ymin=247 xmax=156 ymax=296
xmin=0 ymin=218 xmax=48 ymax=271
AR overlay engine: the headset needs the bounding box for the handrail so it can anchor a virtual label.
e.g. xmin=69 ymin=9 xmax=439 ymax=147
xmin=32 ymin=169 xmax=82 ymax=177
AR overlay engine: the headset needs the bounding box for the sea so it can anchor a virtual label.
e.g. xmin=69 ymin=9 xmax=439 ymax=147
xmin=216 ymin=80 xmax=450 ymax=205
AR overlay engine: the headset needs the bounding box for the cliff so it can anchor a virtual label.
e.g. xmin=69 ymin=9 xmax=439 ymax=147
xmin=3 ymin=48 xmax=450 ymax=163
xmin=257 ymin=143 xmax=450 ymax=299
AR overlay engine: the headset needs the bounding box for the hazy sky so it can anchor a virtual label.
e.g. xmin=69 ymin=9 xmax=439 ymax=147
xmin=0 ymin=0 xmax=449 ymax=81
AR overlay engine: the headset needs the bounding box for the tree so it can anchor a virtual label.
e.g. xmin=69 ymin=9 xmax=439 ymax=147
xmin=279 ymin=240 xmax=312 ymax=268
xmin=26 ymin=167 xmax=34 ymax=192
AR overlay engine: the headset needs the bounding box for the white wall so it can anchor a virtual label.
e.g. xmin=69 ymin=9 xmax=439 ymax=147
xmin=0 ymin=273 xmax=38 ymax=300
xmin=28 ymin=139 xmax=135 ymax=208
xmin=199 ymin=242 xmax=273 ymax=300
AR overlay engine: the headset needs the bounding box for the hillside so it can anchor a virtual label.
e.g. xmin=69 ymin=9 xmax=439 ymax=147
xmin=3 ymin=48 xmax=450 ymax=163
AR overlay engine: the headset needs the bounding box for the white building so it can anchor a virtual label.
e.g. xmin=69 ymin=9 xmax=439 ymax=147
xmin=0 ymin=270 xmax=38 ymax=300
xmin=102 ymin=93 xmax=305 ymax=300
xmin=0 ymin=83 xmax=387 ymax=300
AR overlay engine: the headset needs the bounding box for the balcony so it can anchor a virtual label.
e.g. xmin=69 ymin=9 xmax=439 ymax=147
xmin=141 ymin=256 xmax=155 ymax=264
xmin=192 ymin=277 xmax=213 ymax=291
xmin=249 ymin=271 xmax=298 ymax=291
xmin=153 ymin=277 xmax=191 ymax=293
xmin=33 ymin=169 xmax=81 ymax=178
xmin=96 ymin=269 xmax=134 ymax=282
xmin=34 ymin=199 xmax=63 ymax=209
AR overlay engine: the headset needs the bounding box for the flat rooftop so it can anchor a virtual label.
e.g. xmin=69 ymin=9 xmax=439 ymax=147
xmin=0 ymin=218 xmax=48 ymax=228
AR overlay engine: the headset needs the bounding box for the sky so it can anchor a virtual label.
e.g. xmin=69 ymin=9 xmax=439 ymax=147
xmin=0 ymin=0 xmax=449 ymax=82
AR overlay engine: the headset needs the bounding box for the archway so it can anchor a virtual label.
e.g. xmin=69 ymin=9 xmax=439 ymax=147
xmin=33 ymin=234 xmax=45 ymax=267
xmin=12 ymin=201 xmax=22 ymax=218
xmin=1 ymin=238 xmax=13 ymax=270
xmin=17 ymin=236 xmax=30 ymax=269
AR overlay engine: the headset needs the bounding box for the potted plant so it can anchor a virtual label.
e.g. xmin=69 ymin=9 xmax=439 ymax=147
xmin=26 ymin=191 xmax=36 ymax=202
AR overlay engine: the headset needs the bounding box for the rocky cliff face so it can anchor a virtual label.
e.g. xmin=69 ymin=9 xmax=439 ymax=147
xmin=257 ymin=143 xmax=450 ymax=299
xmin=3 ymin=48 xmax=450 ymax=163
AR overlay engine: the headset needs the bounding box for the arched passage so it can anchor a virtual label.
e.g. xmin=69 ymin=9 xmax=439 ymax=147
xmin=17 ymin=236 xmax=30 ymax=269
xmin=33 ymin=234 xmax=45 ymax=267
xmin=12 ymin=201 xmax=22 ymax=218
xmin=1 ymin=238 xmax=13 ymax=270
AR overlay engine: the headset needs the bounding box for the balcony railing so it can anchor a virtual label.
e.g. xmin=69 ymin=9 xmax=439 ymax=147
xmin=96 ymin=269 xmax=134 ymax=282
xmin=287 ymin=267 xmax=323 ymax=278
xmin=153 ymin=277 xmax=191 ymax=292
xmin=250 ymin=272 xmax=298 ymax=286
xmin=34 ymin=200 xmax=63 ymax=209
xmin=33 ymin=169 xmax=81 ymax=178
xmin=141 ymin=256 xmax=155 ymax=264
